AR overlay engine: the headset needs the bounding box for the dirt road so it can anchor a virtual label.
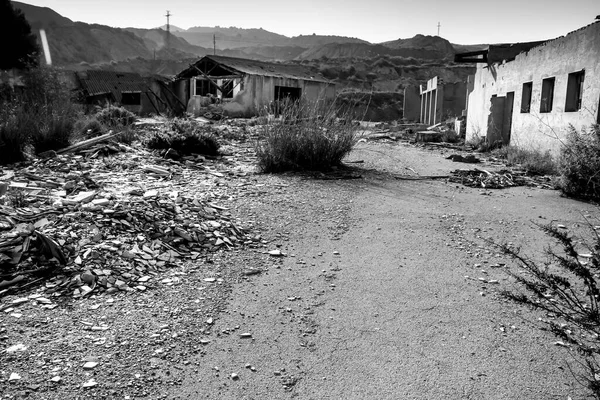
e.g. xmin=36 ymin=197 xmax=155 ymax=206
xmin=176 ymin=141 xmax=598 ymax=399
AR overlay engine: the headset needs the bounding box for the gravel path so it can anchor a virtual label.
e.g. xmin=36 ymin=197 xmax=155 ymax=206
xmin=2 ymin=139 xmax=598 ymax=399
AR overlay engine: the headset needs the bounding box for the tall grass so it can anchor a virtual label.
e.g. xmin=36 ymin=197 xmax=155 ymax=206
xmin=493 ymin=146 xmax=557 ymax=176
xmin=0 ymin=67 xmax=79 ymax=163
xmin=254 ymin=98 xmax=359 ymax=172
xmin=558 ymin=124 xmax=600 ymax=200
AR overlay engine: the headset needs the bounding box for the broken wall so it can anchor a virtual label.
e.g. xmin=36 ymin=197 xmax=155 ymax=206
xmin=466 ymin=22 xmax=600 ymax=154
xmin=403 ymin=86 xmax=420 ymax=121
xmin=186 ymin=75 xmax=336 ymax=118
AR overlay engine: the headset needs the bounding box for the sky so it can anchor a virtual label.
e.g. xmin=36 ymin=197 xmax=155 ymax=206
xmin=16 ymin=0 xmax=600 ymax=45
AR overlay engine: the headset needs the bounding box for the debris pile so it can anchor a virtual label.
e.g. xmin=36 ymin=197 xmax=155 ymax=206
xmin=0 ymin=133 xmax=256 ymax=297
xmin=449 ymin=168 xmax=554 ymax=189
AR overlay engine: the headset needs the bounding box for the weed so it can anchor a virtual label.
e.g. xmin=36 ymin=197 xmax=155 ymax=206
xmin=146 ymin=118 xmax=220 ymax=156
xmin=254 ymin=99 xmax=359 ymax=172
xmin=493 ymin=146 xmax=557 ymax=176
xmin=73 ymin=115 xmax=105 ymax=139
xmin=0 ymin=67 xmax=79 ymax=162
xmin=95 ymin=105 xmax=136 ymax=129
xmin=558 ymin=124 xmax=600 ymax=201
xmin=499 ymin=222 xmax=600 ymax=398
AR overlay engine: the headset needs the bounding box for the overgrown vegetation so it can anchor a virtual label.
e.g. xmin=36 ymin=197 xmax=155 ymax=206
xmin=558 ymin=125 xmax=600 ymax=201
xmin=95 ymin=105 xmax=136 ymax=129
xmin=254 ymin=99 xmax=359 ymax=172
xmin=499 ymin=222 xmax=600 ymax=398
xmin=0 ymin=67 xmax=80 ymax=163
xmin=493 ymin=146 xmax=557 ymax=176
xmin=146 ymin=118 xmax=220 ymax=156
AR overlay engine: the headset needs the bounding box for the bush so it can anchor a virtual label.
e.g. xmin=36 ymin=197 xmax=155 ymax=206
xmin=500 ymin=222 xmax=600 ymax=398
xmin=254 ymin=99 xmax=359 ymax=172
xmin=493 ymin=146 xmax=557 ymax=176
xmin=146 ymin=118 xmax=220 ymax=156
xmin=95 ymin=105 xmax=136 ymax=129
xmin=0 ymin=67 xmax=79 ymax=162
xmin=73 ymin=115 xmax=106 ymax=139
xmin=558 ymin=125 xmax=600 ymax=200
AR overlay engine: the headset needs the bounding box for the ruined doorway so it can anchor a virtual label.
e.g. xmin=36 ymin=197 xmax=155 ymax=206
xmin=487 ymin=95 xmax=505 ymax=145
xmin=502 ymin=92 xmax=515 ymax=145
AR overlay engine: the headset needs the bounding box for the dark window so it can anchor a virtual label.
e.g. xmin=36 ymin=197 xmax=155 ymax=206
xmin=540 ymin=77 xmax=555 ymax=113
xmin=195 ymin=79 xmax=216 ymax=96
xmin=275 ymin=86 xmax=301 ymax=102
xmin=565 ymin=70 xmax=585 ymax=112
xmin=121 ymin=92 xmax=141 ymax=105
xmin=521 ymin=82 xmax=532 ymax=113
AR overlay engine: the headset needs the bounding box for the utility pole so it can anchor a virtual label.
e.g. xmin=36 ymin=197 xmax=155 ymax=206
xmin=165 ymin=10 xmax=171 ymax=49
xmin=437 ymin=22 xmax=441 ymax=36
xmin=213 ymin=34 xmax=216 ymax=55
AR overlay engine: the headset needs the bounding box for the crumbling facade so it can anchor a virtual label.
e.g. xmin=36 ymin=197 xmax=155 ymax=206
xmin=461 ymin=21 xmax=600 ymax=153
xmin=418 ymin=77 xmax=467 ymax=125
xmin=76 ymin=71 xmax=183 ymax=116
xmin=174 ymin=55 xmax=335 ymax=118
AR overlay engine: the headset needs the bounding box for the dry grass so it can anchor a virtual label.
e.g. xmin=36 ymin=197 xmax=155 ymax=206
xmin=254 ymin=99 xmax=359 ymax=172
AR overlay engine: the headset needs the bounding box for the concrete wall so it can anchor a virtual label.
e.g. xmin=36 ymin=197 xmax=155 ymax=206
xmin=186 ymin=74 xmax=336 ymax=118
xmin=466 ymin=21 xmax=600 ymax=154
xmin=419 ymin=76 xmax=467 ymax=125
xmin=403 ymin=86 xmax=420 ymax=121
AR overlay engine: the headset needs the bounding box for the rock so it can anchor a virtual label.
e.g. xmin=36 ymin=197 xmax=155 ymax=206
xmin=9 ymin=373 xmax=21 ymax=382
xmin=83 ymin=361 xmax=98 ymax=369
xmin=239 ymin=333 xmax=252 ymax=339
xmin=82 ymin=379 xmax=98 ymax=389
xmin=50 ymin=376 xmax=61 ymax=383
xmin=268 ymin=250 xmax=284 ymax=257
xmin=231 ymin=373 xmax=239 ymax=380
xmin=6 ymin=344 xmax=27 ymax=353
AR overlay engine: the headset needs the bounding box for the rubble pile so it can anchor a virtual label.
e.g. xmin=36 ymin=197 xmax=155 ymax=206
xmin=449 ymin=168 xmax=554 ymax=189
xmin=0 ymin=134 xmax=256 ymax=297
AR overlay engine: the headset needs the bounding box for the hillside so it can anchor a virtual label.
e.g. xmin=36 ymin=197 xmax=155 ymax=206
xmin=381 ymin=34 xmax=455 ymax=59
xmin=296 ymin=41 xmax=453 ymax=61
xmin=12 ymin=1 xmax=73 ymax=27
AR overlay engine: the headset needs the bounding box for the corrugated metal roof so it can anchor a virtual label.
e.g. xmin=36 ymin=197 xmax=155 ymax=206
xmin=77 ymin=70 xmax=148 ymax=99
xmin=176 ymin=55 xmax=331 ymax=83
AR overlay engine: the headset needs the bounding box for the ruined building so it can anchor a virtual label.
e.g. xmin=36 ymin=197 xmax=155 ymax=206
xmin=174 ymin=55 xmax=335 ymax=117
xmin=457 ymin=21 xmax=600 ymax=153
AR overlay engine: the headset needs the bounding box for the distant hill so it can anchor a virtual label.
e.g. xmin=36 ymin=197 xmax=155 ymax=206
xmin=156 ymin=24 xmax=185 ymax=32
xmin=124 ymin=27 xmax=207 ymax=55
xmin=296 ymin=42 xmax=450 ymax=61
xmin=288 ymin=34 xmax=368 ymax=47
xmin=174 ymin=26 xmax=289 ymax=49
xmin=380 ymin=34 xmax=455 ymax=59
xmin=12 ymin=2 xmax=205 ymax=65
xmin=12 ymin=1 xmax=73 ymax=27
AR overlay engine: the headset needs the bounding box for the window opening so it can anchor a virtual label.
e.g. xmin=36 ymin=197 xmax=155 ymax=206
xmin=565 ymin=70 xmax=585 ymax=112
xmin=521 ymin=82 xmax=532 ymax=113
xmin=540 ymin=77 xmax=555 ymax=113
xmin=121 ymin=92 xmax=141 ymax=105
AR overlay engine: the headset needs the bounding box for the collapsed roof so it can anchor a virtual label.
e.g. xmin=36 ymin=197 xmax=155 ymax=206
xmin=175 ymin=55 xmax=331 ymax=84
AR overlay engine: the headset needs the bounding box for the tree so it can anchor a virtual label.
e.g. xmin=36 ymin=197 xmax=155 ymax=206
xmin=0 ymin=0 xmax=39 ymax=70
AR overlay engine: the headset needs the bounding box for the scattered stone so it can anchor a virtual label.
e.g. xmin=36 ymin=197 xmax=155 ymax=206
xmin=231 ymin=373 xmax=239 ymax=380
xmin=239 ymin=333 xmax=252 ymax=339
xmin=9 ymin=373 xmax=21 ymax=382
xmin=82 ymin=379 xmax=98 ymax=389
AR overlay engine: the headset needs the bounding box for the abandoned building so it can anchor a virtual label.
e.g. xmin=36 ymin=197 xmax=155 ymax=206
xmin=457 ymin=21 xmax=600 ymax=153
xmin=76 ymin=70 xmax=184 ymax=116
xmin=174 ymin=55 xmax=336 ymax=117
xmin=403 ymin=77 xmax=467 ymax=125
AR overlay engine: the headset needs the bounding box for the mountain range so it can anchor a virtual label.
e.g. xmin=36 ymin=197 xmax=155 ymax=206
xmin=12 ymin=1 xmax=487 ymax=69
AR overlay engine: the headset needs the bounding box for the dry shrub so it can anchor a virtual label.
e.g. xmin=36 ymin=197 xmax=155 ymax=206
xmin=558 ymin=124 xmax=600 ymax=201
xmin=95 ymin=105 xmax=136 ymax=129
xmin=146 ymin=118 xmax=220 ymax=156
xmin=254 ymin=99 xmax=359 ymax=172
xmin=500 ymin=222 xmax=600 ymax=398
xmin=0 ymin=67 xmax=79 ymax=163
xmin=494 ymin=146 xmax=557 ymax=176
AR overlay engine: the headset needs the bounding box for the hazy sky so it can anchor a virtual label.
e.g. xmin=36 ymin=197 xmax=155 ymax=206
xmin=16 ymin=0 xmax=600 ymax=44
